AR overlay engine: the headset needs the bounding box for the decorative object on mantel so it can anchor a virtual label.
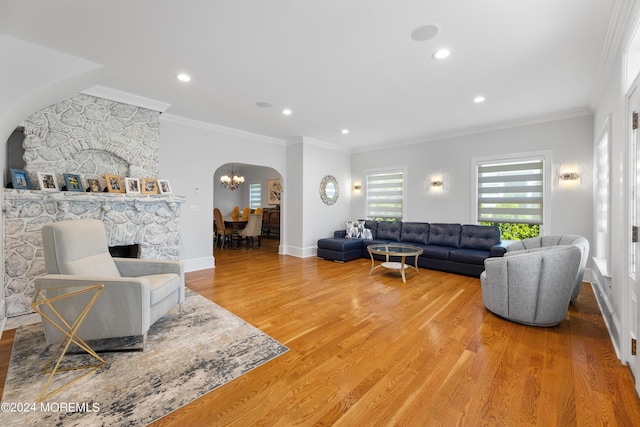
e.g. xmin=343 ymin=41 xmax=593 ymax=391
xmin=158 ymin=179 xmax=172 ymax=194
xmin=105 ymin=174 xmax=124 ymax=193
xmin=267 ymin=178 xmax=281 ymax=205
xmin=9 ymin=169 xmax=31 ymax=190
xmin=86 ymin=178 xmax=102 ymax=193
xmin=63 ymin=173 xmax=83 ymax=192
xmin=319 ymin=175 xmax=339 ymax=205
xmin=142 ymin=178 xmax=159 ymax=194
xmin=125 ymin=177 xmax=141 ymax=194
xmin=37 ymin=172 xmax=59 ymax=191
xmin=220 ymin=164 xmax=245 ymax=191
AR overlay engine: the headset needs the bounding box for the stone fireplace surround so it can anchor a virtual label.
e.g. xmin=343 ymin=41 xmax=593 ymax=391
xmin=3 ymin=93 xmax=184 ymax=317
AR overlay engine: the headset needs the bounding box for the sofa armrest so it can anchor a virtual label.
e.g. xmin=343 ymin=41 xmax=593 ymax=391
xmin=489 ymin=240 xmax=514 ymax=257
xmin=334 ymin=230 xmax=347 ymax=238
xmin=114 ymin=258 xmax=184 ymax=278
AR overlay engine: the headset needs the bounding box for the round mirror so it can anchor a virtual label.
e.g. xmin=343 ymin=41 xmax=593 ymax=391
xmin=319 ymin=175 xmax=339 ymax=205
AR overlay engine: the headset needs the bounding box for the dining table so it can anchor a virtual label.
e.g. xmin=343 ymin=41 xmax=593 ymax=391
xmin=222 ymin=216 xmax=248 ymax=249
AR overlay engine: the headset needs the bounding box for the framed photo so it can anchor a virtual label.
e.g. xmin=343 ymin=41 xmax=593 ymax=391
xmin=125 ymin=177 xmax=141 ymax=194
xmin=10 ymin=169 xmax=31 ymax=190
xmin=63 ymin=173 xmax=83 ymax=192
xmin=141 ymin=178 xmax=159 ymax=194
xmin=158 ymin=179 xmax=172 ymax=194
xmin=87 ymin=178 xmax=102 ymax=193
xmin=37 ymin=172 xmax=59 ymax=191
xmin=267 ymin=179 xmax=281 ymax=205
xmin=105 ymin=174 xmax=124 ymax=193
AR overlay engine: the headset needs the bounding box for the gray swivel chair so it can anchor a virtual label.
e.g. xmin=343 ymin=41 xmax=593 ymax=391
xmin=480 ymin=241 xmax=583 ymax=327
xmin=505 ymin=234 xmax=589 ymax=301
xmin=34 ymin=219 xmax=185 ymax=348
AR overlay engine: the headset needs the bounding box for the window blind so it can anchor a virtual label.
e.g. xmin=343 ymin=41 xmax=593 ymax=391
xmin=477 ymin=159 xmax=543 ymax=224
xmin=249 ymin=183 xmax=261 ymax=209
xmin=366 ymin=170 xmax=403 ymax=221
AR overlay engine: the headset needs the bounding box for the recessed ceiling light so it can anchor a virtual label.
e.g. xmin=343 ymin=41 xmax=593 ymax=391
xmin=473 ymin=96 xmax=486 ymax=103
xmin=282 ymin=108 xmax=292 ymax=116
xmin=256 ymin=101 xmax=272 ymax=108
xmin=432 ymin=49 xmax=451 ymax=60
xmin=176 ymin=73 xmax=191 ymax=82
xmin=411 ymin=24 xmax=440 ymax=42
xmin=341 ymin=129 xmax=350 ymax=135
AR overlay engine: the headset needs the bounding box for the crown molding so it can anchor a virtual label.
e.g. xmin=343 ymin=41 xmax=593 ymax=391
xmin=81 ymin=85 xmax=171 ymax=112
xmin=291 ymin=136 xmax=352 ymax=154
xmin=161 ymin=113 xmax=287 ymax=145
xmin=353 ymin=107 xmax=593 ymax=153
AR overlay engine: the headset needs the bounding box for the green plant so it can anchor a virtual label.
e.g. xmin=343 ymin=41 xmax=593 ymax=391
xmin=481 ymin=222 xmax=540 ymax=240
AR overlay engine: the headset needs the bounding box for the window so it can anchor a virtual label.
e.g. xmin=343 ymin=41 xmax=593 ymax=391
xmin=249 ymin=183 xmax=261 ymax=209
xmin=475 ymin=154 xmax=547 ymax=239
xmin=365 ymin=168 xmax=405 ymax=221
xmin=596 ymin=121 xmax=611 ymax=271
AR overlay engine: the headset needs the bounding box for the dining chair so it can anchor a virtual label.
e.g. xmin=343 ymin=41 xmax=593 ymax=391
xmin=254 ymin=207 xmax=263 ymax=215
xmin=238 ymin=214 xmax=263 ymax=248
xmin=242 ymin=207 xmax=251 ymax=220
xmin=214 ymin=208 xmax=234 ymax=248
xmin=231 ymin=206 xmax=240 ymax=219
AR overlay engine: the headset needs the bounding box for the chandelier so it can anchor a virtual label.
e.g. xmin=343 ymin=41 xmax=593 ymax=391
xmin=220 ymin=164 xmax=245 ymax=191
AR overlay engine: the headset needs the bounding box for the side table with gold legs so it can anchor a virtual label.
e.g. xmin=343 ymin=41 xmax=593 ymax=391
xmin=31 ymin=284 xmax=107 ymax=402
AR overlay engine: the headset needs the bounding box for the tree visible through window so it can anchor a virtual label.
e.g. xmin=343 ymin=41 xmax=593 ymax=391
xmin=366 ymin=169 xmax=404 ymax=221
xmin=476 ymin=158 xmax=544 ymax=240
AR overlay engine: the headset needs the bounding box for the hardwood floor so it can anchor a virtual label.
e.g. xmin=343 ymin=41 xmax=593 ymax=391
xmin=2 ymin=238 xmax=639 ymax=426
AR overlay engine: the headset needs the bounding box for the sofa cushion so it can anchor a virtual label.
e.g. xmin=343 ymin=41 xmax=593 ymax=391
xmin=450 ymin=248 xmax=490 ymax=265
xmin=376 ymin=221 xmax=402 ymax=241
xmin=460 ymin=224 xmax=500 ymax=251
xmin=318 ymin=237 xmax=363 ymax=252
xmin=428 ymin=223 xmax=461 ymax=248
xmin=400 ymin=222 xmax=429 ymax=245
xmin=421 ymin=245 xmax=452 ymax=261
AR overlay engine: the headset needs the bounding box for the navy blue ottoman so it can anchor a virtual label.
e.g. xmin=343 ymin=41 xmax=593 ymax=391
xmin=317 ymin=238 xmax=363 ymax=262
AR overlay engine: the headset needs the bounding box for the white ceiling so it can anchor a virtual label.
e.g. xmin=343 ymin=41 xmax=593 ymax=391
xmin=0 ymin=1 xmax=616 ymax=151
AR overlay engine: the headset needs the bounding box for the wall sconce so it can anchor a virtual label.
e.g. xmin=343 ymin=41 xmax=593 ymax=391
xmin=429 ymin=174 xmax=446 ymax=193
xmin=559 ymin=172 xmax=580 ymax=181
xmin=353 ymin=183 xmax=362 ymax=192
xmin=430 ymin=179 xmax=443 ymax=187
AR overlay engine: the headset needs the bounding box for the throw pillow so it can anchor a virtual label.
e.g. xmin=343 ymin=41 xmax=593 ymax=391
xmin=346 ymin=220 xmax=372 ymax=239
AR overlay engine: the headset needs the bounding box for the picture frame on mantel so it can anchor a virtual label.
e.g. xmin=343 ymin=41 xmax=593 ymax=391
xmin=158 ymin=179 xmax=172 ymax=194
xmin=105 ymin=174 xmax=124 ymax=193
xmin=63 ymin=173 xmax=83 ymax=192
xmin=10 ymin=169 xmax=32 ymax=190
xmin=142 ymin=178 xmax=158 ymax=194
xmin=87 ymin=178 xmax=102 ymax=193
xmin=267 ymin=179 xmax=281 ymax=205
xmin=37 ymin=172 xmax=59 ymax=191
xmin=125 ymin=177 xmax=141 ymax=194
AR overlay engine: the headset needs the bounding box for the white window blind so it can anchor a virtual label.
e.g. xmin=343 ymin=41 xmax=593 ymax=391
xmin=477 ymin=159 xmax=544 ymax=224
xmin=366 ymin=170 xmax=404 ymax=221
xmin=249 ymin=183 xmax=261 ymax=209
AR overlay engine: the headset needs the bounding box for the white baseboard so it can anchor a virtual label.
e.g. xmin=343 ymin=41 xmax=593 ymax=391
xmin=182 ymin=256 xmax=215 ymax=272
xmin=280 ymin=245 xmax=317 ymax=258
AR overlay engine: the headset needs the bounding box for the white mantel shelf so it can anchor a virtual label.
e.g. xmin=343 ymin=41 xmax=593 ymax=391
xmin=2 ymin=188 xmax=185 ymax=317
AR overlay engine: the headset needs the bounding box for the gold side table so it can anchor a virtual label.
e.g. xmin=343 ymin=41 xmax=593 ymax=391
xmin=31 ymin=284 xmax=107 ymax=402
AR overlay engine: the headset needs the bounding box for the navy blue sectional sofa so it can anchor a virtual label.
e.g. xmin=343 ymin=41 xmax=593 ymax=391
xmin=316 ymin=221 xmax=511 ymax=277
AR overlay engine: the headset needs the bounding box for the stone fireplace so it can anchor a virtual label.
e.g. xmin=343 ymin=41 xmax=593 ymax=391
xmin=3 ymin=93 xmax=184 ymax=317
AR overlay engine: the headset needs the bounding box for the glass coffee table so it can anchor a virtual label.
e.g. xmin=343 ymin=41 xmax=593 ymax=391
xmin=367 ymin=244 xmax=423 ymax=283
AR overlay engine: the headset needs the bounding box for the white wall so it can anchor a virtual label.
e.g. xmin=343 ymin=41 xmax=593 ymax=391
xmin=158 ymin=115 xmax=287 ymax=271
xmin=351 ymin=115 xmax=594 ymax=245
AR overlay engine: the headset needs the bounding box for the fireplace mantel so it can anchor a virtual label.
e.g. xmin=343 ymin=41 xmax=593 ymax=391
xmin=3 ymin=189 xmax=185 ymax=317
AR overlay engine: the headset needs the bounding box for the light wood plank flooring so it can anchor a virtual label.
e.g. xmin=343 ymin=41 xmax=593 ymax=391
xmin=2 ymin=238 xmax=639 ymax=426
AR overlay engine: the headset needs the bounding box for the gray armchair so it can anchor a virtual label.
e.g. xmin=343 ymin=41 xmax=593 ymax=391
xmin=34 ymin=219 xmax=184 ymax=347
xmin=480 ymin=244 xmax=583 ymax=327
xmin=505 ymin=234 xmax=589 ymax=301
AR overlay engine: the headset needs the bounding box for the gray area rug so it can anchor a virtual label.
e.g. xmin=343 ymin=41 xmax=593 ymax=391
xmin=0 ymin=290 xmax=288 ymax=426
